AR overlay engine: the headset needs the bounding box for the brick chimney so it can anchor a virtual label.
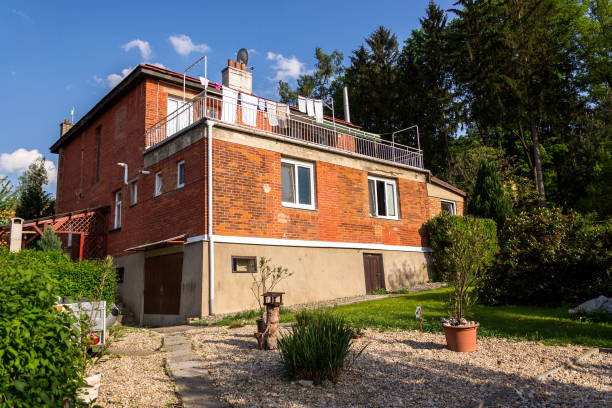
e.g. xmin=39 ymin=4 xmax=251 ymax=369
xmin=221 ymin=59 xmax=252 ymax=93
xmin=60 ymin=119 xmax=73 ymax=137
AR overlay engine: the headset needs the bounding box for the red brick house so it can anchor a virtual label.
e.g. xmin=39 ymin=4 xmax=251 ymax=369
xmin=50 ymin=62 xmax=465 ymax=325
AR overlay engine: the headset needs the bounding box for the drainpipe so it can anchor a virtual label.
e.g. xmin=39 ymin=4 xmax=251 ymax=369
xmin=206 ymin=120 xmax=216 ymax=315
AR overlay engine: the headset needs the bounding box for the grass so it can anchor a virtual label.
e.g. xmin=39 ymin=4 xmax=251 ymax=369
xmin=199 ymin=288 xmax=612 ymax=348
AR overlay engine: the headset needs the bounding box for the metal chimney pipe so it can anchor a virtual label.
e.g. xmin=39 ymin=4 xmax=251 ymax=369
xmin=343 ymin=86 xmax=351 ymax=123
xmin=9 ymin=218 xmax=23 ymax=253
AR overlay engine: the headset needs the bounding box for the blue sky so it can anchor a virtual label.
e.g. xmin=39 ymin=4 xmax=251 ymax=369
xmin=0 ymin=0 xmax=456 ymax=194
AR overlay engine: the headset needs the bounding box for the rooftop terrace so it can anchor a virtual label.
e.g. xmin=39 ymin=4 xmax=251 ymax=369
xmin=144 ymin=91 xmax=424 ymax=169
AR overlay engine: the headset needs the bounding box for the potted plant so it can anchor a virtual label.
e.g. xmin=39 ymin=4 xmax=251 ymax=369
xmin=426 ymin=214 xmax=498 ymax=352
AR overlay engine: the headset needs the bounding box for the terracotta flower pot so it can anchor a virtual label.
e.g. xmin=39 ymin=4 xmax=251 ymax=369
xmin=442 ymin=322 xmax=479 ymax=352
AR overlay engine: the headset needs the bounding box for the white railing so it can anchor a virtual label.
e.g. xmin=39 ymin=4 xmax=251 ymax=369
xmin=145 ymin=93 xmax=424 ymax=169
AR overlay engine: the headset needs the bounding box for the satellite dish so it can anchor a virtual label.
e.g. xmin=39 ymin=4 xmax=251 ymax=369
xmin=237 ymin=48 xmax=249 ymax=65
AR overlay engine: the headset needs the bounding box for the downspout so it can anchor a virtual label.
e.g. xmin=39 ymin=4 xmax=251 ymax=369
xmin=206 ymin=120 xmax=216 ymax=315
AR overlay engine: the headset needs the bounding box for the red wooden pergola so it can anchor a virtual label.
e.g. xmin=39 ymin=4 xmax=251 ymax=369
xmin=0 ymin=206 xmax=109 ymax=260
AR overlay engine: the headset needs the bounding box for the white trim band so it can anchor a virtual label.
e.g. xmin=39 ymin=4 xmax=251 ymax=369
xmin=186 ymin=234 xmax=431 ymax=253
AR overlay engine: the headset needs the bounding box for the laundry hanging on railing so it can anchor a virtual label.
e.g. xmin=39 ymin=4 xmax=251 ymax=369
xmin=314 ymin=100 xmax=323 ymax=123
xmin=277 ymin=102 xmax=290 ymax=128
xmin=258 ymin=98 xmax=266 ymax=111
xmin=298 ymin=96 xmax=307 ymax=113
xmin=266 ymin=100 xmax=279 ymax=126
xmin=222 ymin=87 xmax=238 ymax=124
xmin=240 ymin=93 xmax=258 ymax=126
xmin=306 ymin=98 xmax=315 ymax=118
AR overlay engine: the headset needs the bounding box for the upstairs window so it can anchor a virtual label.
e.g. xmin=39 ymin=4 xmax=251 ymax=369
xmin=368 ymin=176 xmax=398 ymax=219
xmin=441 ymin=200 xmax=456 ymax=215
xmin=281 ymin=158 xmax=315 ymax=210
xmin=155 ymin=172 xmax=163 ymax=197
xmin=114 ymin=190 xmax=122 ymax=229
xmin=130 ymin=180 xmax=138 ymax=205
xmin=177 ymin=160 xmax=185 ymax=188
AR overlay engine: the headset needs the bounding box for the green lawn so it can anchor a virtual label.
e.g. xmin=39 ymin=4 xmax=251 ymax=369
xmin=202 ymin=288 xmax=612 ymax=348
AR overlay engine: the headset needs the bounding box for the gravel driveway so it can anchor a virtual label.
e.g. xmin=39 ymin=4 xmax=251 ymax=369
xmin=86 ymin=328 xmax=180 ymax=407
xmin=187 ymin=326 xmax=611 ymax=408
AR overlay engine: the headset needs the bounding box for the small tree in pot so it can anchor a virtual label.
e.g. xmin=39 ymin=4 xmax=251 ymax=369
xmin=426 ymin=213 xmax=498 ymax=352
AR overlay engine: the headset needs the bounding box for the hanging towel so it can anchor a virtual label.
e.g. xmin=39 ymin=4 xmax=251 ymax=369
xmin=306 ymin=98 xmax=315 ymax=117
xmin=222 ymin=87 xmax=238 ymax=124
xmin=266 ymin=100 xmax=279 ymax=126
xmin=199 ymin=77 xmax=209 ymax=88
xmin=241 ymin=93 xmax=258 ymax=126
xmin=314 ymin=99 xmax=324 ymax=123
xmin=277 ymin=102 xmax=289 ymax=128
xmin=298 ymin=96 xmax=307 ymax=113
xmin=258 ymin=98 xmax=266 ymax=111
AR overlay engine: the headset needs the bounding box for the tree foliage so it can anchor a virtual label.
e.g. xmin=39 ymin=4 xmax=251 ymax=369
xmin=37 ymin=227 xmax=63 ymax=252
xmin=468 ymin=160 xmax=513 ymax=227
xmin=0 ymin=177 xmax=17 ymax=225
xmin=15 ymin=159 xmax=55 ymax=221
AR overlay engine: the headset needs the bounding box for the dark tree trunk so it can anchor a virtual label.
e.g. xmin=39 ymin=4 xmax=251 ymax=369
xmin=531 ymin=117 xmax=546 ymax=206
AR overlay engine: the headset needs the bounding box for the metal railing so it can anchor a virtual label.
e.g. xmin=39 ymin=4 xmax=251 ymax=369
xmin=145 ymin=93 xmax=424 ymax=168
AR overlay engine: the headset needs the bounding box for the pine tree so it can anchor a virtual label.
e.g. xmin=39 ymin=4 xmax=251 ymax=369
xmin=37 ymin=226 xmax=63 ymax=252
xmin=468 ymin=160 xmax=513 ymax=228
xmin=0 ymin=177 xmax=17 ymax=224
xmin=15 ymin=158 xmax=55 ymax=220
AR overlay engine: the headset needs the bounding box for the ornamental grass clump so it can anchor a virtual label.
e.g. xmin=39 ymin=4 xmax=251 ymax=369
xmin=277 ymin=310 xmax=365 ymax=383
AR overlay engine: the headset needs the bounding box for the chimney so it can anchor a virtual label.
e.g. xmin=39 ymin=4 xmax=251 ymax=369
xmin=222 ymin=59 xmax=252 ymax=93
xmin=60 ymin=119 xmax=73 ymax=137
xmin=343 ymin=87 xmax=351 ymax=123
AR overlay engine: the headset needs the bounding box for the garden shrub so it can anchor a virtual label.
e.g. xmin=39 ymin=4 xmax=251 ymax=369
xmin=477 ymin=207 xmax=612 ymax=306
xmin=0 ymin=264 xmax=86 ymax=407
xmin=277 ymin=310 xmax=365 ymax=383
xmin=425 ymin=213 xmax=498 ymax=282
xmin=0 ymin=249 xmax=116 ymax=307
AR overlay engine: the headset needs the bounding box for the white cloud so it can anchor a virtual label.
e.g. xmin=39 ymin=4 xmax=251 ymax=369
xmin=248 ymin=48 xmax=257 ymax=55
xmin=0 ymin=149 xmax=56 ymax=183
xmin=169 ymin=35 xmax=210 ymax=56
xmin=104 ymin=67 xmax=134 ymax=88
xmin=122 ymin=39 xmax=152 ymax=60
xmin=149 ymin=62 xmax=166 ymax=69
xmin=266 ymin=52 xmax=310 ymax=81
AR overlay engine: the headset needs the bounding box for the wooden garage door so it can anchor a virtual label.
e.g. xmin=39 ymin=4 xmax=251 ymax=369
xmin=363 ymin=253 xmax=385 ymax=293
xmin=144 ymin=253 xmax=183 ymax=315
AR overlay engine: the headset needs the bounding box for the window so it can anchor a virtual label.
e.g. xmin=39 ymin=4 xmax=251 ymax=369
xmin=113 ymin=190 xmax=122 ymax=229
xmin=441 ymin=200 xmax=456 ymax=215
xmin=232 ymin=256 xmax=257 ymax=273
xmin=368 ymin=176 xmax=398 ymax=219
xmin=281 ymin=158 xmax=315 ymax=209
xmin=166 ymin=96 xmax=192 ymax=136
xmin=130 ymin=180 xmax=138 ymax=205
xmin=176 ymin=160 xmax=185 ymax=188
xmin=116 ymin=267 xmax=125 ymax=284
xmin=154 ymin=172 xmax=163 ymax=196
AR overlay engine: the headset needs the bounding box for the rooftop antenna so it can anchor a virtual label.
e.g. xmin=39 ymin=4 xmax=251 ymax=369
xmin=70 ymin=107 xmax=75 ymax=123
xmin=183 ymin=55 xmax=207 ymax=102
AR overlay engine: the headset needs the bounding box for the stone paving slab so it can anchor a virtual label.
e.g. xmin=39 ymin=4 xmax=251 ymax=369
xmin=163 ymin=331 xmax=227 ymax=408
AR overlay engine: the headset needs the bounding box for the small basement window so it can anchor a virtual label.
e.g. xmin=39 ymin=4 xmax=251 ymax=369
xmin=441 ymin=200 xmax=456 ymax=215
xmin=368 ymin=176 xmax=398 ymax=219
xmin=232 ymin=256 xmax=257 ymax=273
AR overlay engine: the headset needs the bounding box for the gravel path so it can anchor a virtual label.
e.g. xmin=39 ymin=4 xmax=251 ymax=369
xmin=86 ymin=328 xmax=181 ymax=407
xmin=187 ymin=326 xmax=611 ymax=408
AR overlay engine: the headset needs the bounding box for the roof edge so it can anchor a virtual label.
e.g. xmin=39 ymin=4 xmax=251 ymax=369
xmin=429 ymin=176 xmax=467 ymax=197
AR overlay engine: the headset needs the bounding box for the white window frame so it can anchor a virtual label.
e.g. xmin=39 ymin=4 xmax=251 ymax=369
xmin=154 ymin=172 xmax=163 ymax=197
xmin=440 ymin=199 xmax=456 ymax=215
xmin=114 ymin=190 xmax=122 ymax=229
xmin=176 ymin=160 xmax=185 ymax=188
xmin=368 ymin=175 xmax=399 ymax=220
xmin=281 ymin=158 xmax=316 ymax=210
xmin=130 ymin=180 xmax=138 ymax=205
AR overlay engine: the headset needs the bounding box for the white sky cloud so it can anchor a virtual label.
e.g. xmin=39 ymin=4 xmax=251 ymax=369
xmin=266 ymin=52 xmax=310 ymax=81
xmin=0 ymin=149 xmax=57 ymax=183
xmin=169 ymin=35 xmax=210 ymax=56
xmin=122 ymin=39 xmax=152 ymax=60
xmin=149 ymin=62 xmax=166 ymax=69
xmin=104 ymin=66 xmax=134 ymax=88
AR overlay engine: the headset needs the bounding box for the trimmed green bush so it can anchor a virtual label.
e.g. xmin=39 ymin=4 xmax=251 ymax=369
xmin=0 ymin=249 xmax=116 ymax=307
xmin=37 ymin=227 xmax=63 ymax=252
xmin=425 ymin=213 xmax=498 ymax=282
xmin=477 ymin=208 xmax=611 ymax=306
xmin=277 ymin=310 xmax=365 ymax=383
xmin=0 ymin=264 xmax=86 ymax=406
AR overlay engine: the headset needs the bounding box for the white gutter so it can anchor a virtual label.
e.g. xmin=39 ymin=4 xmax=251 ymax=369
xmin=206 ymin=120 xmax=215 ymax=315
